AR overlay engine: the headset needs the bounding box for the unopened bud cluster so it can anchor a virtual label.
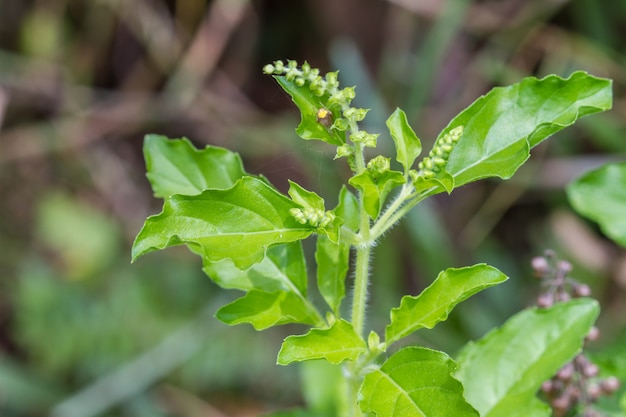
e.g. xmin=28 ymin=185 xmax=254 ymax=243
xmin=415 ymin=126 xmax=463 ymax=179
xmin=532 ymin=250 xmax=591 ymax=308
xmin=263 ymin=60 xmax=378 ymax=167
xmin=367 ymin=156 xmax=391 ymax=178
xmin=533 ymin=250 xmax=620 ymax=416
xmin=289 ymin=207 xmax=335 ymax=228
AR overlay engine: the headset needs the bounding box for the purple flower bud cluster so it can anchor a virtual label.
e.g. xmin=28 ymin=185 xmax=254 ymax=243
xmin=531 ymin=250 xmax=591 ymax=308
xmin=533 ymin=250 xmax=620 ymax=416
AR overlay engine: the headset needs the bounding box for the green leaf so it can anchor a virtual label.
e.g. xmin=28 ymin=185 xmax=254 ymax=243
xmin=277 ymin=319 xmax=366 ymax=365
xmin=442 ymin=72 xmax=612 ymax=188
xmin=315 ymin=235 xmax=350 ymax=315
xmin=359 ymin=347 xmax=479 ymax=417
xmin=386 ymin=108 xmax=422 ymax=173
xmin=274 ymin=76 xmax=345 ymax=146
xmin=202 ymin=242 xmax=308 ymax=294
xmin=335 ymin=186 xmax=359 ymax=231
xmin=349 ymin=170 xmax=405 ymax=220
xmin=216 ymin=290 xmax=319 ymax=330
xmin=143 ymin=134 xmax=246 ymax=197
xmin=385 ymin=264 xmax=507 ymax=346
xmin=132 ymin=176 xmax=314 ymax=269
xmin=455 ymin=298 xmax=600 ymax=417
xmin=567 ymin=162 xmax=626 ymax=248
xmin=288 ymin=181 xmax=325 ymax=211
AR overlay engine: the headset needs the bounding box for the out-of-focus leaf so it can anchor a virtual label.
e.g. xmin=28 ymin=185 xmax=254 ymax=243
xmin=442 ymin=72 xmax=612 ymax=189
xmin=132 ymin=176 xmax=314 ymax=269
xmin=359 ymin=347 xmax=478 ymax=417
xmin=455 ymin=299 xmax=599 ymax=417
xmin=216 ymin=290 xmax=318 ymax=330
xmin=386 ymin=108 xmax=422 ymax=173
xmin=37 ymin=193 xmax=120 ymax=280
xmin=567 ymin=162 xmax=626 ymax=248
xmin=144 ymin=134 xmax=246 ymax=198
xmin=277 ymin=320 xmax=366 ymax=365
xmin=385 ymin=264 xmax=507 ymax=346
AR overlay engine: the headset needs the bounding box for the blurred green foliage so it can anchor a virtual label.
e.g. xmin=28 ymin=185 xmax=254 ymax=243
xmin=1 ymin=0 xmax=625 ymax=415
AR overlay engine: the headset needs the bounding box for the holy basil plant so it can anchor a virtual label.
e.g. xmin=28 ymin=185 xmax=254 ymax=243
xmin=132 ymin=60 xmax=612 ymax=417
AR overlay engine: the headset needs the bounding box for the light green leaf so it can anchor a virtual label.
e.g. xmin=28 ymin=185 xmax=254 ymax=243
xmin=567 ymin=162 xmax=626 ymax=248
xmin=359 ymin=347 xmax=478 ymax=417
xmin=202 ymin=242 xmax=308 ymax=294
xmin=315 ymin=235 xmax=350 ymax=315
xmin=216 ymin=290 xmax=318 ymax=330
xmin=132 ymin=176 xmax=314 ymax=269
xmin=349 ymin=170 xmax=405 ymax=220
xmin=143 ymin=134 xmax=246 ymax=197
xmin=335 ymin=186 xmax=359 ymax=231
xmin=385 ymin=264 xmax=507 ymax=346
xmin=442 ymin=72 xmax=612 ymax=188
xmin=386 ymin=108 xmax=422 ymax=173
xmin=274 ymin=76 xmax=345 ymax=146
xmin=288 ymin=181 xmax=325 ymax=211
xmin=455 ymin=298 xmax=600 ymax=417
xmin=277 ymin=319 xmax=366 ymax=365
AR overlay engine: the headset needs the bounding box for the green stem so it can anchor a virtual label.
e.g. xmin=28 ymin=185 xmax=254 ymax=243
xmin=351 ymin=243 xmax=371 ymax=338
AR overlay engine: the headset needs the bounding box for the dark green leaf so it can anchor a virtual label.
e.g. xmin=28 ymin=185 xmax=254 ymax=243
xmin=386 ymin=108 xmax=422 ymax=173
xmin=567 ymin=162 xmax=626 ymax=247
xmin=274 ymin=76 xmax=345 ymax=146
xmin=143 ymin=134 xmax=246 ymax=197
xmin=442 ymin=72 xmax=612 ymax=188
xmin=132 ymin=176 xmax=314 ymax=269
xmin=277 ymin=319 xmax=366 ymax=365
xmin=455 ymin=298 xmax=600 ymax=417
xmin=385 ymin=264 xmax=507 ymax=346
xmin=202 ymin=242 xmax=308 ymax=294
xmin=359 ymin=347 xmax=478 ymax=417
xmin=349 ymin=170 xmax=405 ymax=220
xmin=216 ymin=290 xmax=318 ymax=330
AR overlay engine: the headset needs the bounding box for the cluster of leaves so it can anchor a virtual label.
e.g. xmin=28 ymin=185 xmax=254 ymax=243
xmin=132 ymin=60 xmax=613 ymax=416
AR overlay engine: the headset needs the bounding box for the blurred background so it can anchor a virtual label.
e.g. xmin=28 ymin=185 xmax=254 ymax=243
xmin=1 ymin=0 xmax=625 ymax=416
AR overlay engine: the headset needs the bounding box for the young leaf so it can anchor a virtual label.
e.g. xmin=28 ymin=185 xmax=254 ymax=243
xmin=132 ymin=176 xmax=314 ymax=269
xmin=386 ymin=108 xmax=422 ymax=173
xmin=288 ymin=180 xmax=325 ymax=211
xmin=442 ymin=72 xmax=612 ymax=189
xmin=315 ymin=235 xmax=350 ymax=315
xmin=385 ymin=264 xmax=507 ymax=346
xmin=567 ymin=162 xmax=626 ymax=248
xmin=277 ymin=319 xmax=366 ymax=365
xmin=202 ymin=242 xmax=308 ymax=294
xmin=359 ymin=347 xmax=479 ymax=417
xmin=144 ymin=134 xmax=246 ymax=197
xmin=455 ymin=298 xmax=600 ymax=417
xmin=274 ymin=76 xmax=345 ymax=146
xmin=335 ymin=186 xmax=359 ymax=231
xmin=216 ymin=290 xmax=319 ymax=330
xmin=349 ymin=170 xmax=405 ymax=220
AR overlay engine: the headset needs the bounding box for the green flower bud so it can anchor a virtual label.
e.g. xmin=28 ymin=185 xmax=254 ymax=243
xmin=335 ymin=144 xmax=353 ymax=159
xmin=262 ymin=64 xmax=275 ymax=74
xmin=367 ymin=155 xmax=390 ymax=175
xmin=290 ymin=208 xmax=308 ymax=224
xmin=331 ymin=117 xmax=350 ymax=131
